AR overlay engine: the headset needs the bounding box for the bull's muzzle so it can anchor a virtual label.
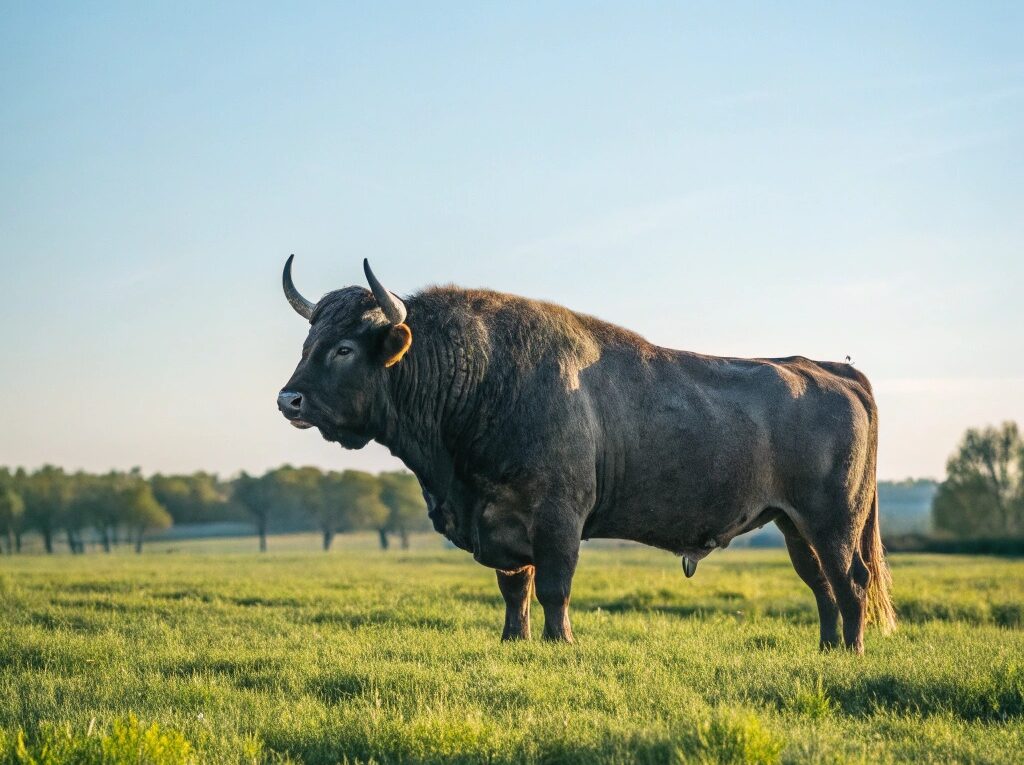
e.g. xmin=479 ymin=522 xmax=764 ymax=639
xmin=277 ymin=390 xmax=313 ymax=429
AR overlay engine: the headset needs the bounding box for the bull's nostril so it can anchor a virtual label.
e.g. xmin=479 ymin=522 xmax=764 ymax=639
xmin=278 ymin=390 xmax=304 ymax=412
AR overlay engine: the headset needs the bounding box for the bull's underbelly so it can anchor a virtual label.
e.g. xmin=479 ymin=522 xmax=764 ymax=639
xmin=583 ymin=408 xmax=785 ymax=554
xmin=584 ymin=478 xmax=779 ymax=558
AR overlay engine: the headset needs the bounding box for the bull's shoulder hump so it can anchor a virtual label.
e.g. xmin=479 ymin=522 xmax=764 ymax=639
xmin=416 ymin=284 xmax=664 ymax=357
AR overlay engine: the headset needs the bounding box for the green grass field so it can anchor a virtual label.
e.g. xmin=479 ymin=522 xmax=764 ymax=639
xmin=2 ymin=535 xmax=1023 ymax=764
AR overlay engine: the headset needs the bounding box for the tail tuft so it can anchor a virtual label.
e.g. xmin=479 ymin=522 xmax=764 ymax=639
xmin=863 ymin=488 xmax=897 ymax=632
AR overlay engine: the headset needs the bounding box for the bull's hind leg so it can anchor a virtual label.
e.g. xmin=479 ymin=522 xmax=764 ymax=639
xmin=775 ymin=515 xmax=841 ymax=650
xmin=496 ymin=566 xmax=534 ymax=640
xmin=815 ymin=540 xmax=870 ymax=654
xmin=799 ymin=507 xmax=871 ymax=654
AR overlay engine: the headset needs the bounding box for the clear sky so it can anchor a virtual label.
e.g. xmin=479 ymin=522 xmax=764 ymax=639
xmin=1 ymin=3 xmax=1021 ymax=481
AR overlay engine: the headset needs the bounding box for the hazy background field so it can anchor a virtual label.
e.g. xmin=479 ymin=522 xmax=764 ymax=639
xmin=2 ymin=537 xmax=1023 ymax=764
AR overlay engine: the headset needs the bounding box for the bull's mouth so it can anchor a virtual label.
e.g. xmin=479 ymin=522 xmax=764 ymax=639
xmin=281 ymin=407 xmax=370 ymax=449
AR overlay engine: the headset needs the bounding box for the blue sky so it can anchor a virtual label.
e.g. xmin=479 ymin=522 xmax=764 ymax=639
xmin=1 ymin=2 xmax=1021 ymax=479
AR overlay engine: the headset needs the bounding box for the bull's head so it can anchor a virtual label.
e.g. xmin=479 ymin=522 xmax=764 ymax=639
xmin=277 ymin=256 xmax=413 ymax=449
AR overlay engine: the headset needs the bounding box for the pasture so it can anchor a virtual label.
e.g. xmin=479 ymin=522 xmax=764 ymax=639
xmin=1 ymin=536 xmax=1023 ymax=764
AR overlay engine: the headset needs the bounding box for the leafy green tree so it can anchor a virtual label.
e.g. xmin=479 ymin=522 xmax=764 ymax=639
xmin=150 ymin=473 xmax=235 ymax=524
xmin=379 ymin=471 xmax=427 ymax=549
xmin=322 ymin=470 xmax=389 ymax=551
xmin=23 ymin=465 xmax=74 ymax=554
xmin=0 ymin=469 xmax=25 ymax=554
xmin=933 ymin=421 xmax=1024 ymax=538
xmin=71 ymin=472 xmax=126 ymax=552
xmin=9 ymin=468 xmax=29 ymax=552
xmin=233 ymin=471 xmax=278 ymax=551
xmin=61 ymin=472 xmax=95 ymax=554
xmin=313 ymin=472 xmax=344 ymax=550
xmin=65 ymin=469 xmax=130 ymax=553
xmin=274 ymin=466 xmax=337 ymax=549
xmin=119 ymin=477 xmax=172 ymax=553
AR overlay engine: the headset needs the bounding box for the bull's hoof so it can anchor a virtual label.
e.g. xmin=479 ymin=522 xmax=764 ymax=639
xmin=541 ymin=630 xmax=574 ymax=644
xmin=501 ymin=630 xmax=531 ymax=642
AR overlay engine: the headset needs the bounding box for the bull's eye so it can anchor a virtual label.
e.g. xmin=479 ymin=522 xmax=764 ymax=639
xmin=335 ymin=345 xmax=353 ymax=358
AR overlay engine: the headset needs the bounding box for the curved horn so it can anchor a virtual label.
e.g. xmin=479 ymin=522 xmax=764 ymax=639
xmin=363 ymin=258 xmax=407 ymax=325
xmin=282 ymin=254 xmax=315 ymax=321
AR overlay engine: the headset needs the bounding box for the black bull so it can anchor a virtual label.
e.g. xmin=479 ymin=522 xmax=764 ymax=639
xmin=278 ymin=258 xmax=896 ymax=652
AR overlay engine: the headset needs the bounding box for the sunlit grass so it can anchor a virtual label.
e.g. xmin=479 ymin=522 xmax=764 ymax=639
xmin=1 ymin=536 xmax=1022 ymax=763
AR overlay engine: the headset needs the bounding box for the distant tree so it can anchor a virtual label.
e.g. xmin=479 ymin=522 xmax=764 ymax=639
xmin=274 ymin=466 xmax=338 ymax=550
xmin=151 ymin=473 xmax=235 ymax=525
xmin=61 ymin=472 xmax=94 ymax=554
xmin=321 ymin=470 xmax=389 ymax=551
xmin=119 ymin=477 xmax=172 ymax=553
xmin=23 ymin=466 xmax=74 ymax=554
xmin=233 ymin=471 xmax=278 ymax=551
xmin=72 ymin=472 xmax=125 ymax=552
xmin=933 ymin=422 xmax=1024 ymax=538
xmin=379 ymin=471 xmax=427 ymax=549
xmin=9 ymin=468 xmax=29 ymax=552
xmin=0 ymin=469 xmax=25 ymax=554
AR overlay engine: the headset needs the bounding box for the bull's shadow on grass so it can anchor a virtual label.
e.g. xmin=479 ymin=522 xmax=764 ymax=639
xmin=753 ymin=672 xmax=1024 ymax=724
xmin=827 ymin=673 xmax=1024 ymax=722
xmin=572 ymin=593 xmax=1024 ymax=630
xmin=451 ymin=586 xmax=817 ymax=623
xmin=572 ymin=596 xmax=818 ymax=625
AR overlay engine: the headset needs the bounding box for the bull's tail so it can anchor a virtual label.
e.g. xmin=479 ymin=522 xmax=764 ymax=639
xmin=861 ymin=487 xmax=897 ymax=632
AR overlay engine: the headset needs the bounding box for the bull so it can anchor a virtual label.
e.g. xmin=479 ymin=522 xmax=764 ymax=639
xmin=278 ymin=257 xmax=896 ymax=652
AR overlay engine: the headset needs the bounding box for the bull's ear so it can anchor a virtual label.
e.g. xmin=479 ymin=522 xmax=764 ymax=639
xmin=382 ymin=323 xmax=413 ymax=368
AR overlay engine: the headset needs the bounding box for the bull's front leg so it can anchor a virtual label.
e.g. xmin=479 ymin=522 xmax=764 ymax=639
xmin=496 ymin=566 xmax=534 ymax=640
xmin=533 ymin=513 xmax=582 ymax=643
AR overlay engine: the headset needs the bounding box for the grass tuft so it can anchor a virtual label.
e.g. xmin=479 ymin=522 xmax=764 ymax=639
xmin=0 ymin=715 xmax=193 ymax=765
xmin=679 ymin=709 xmax=785 ymax=764
xmin=787 ymin=676 xmax=835 ymax=719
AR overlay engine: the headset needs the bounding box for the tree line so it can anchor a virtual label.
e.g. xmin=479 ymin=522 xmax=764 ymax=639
xmin=0 ymin=466 xmax=427 ymax=554
xmin=2 ymin=420 xmax=1019 ymax=555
